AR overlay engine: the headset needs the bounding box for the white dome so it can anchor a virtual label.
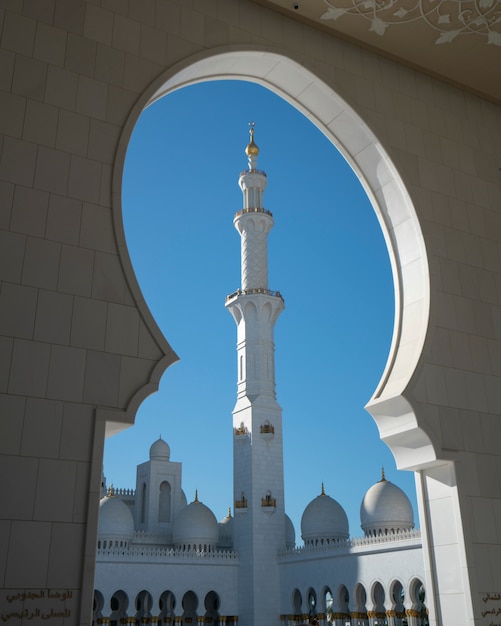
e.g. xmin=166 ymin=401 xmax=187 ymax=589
xmin=301 ymin=488 xmax=349 ymax=544
xmin=172 ymin=495 xmax=219 ymax=548
xmin=218 ymin=510 xmax=234 ymax=549
xmin=180 ymin=489 xmax=188 ymax=509
xmin=149 ymin=437 xmax=170 ymax=461
xmin=98 ymin=493 xmax=135 ymax=541
xmin=360 ymin=473 xmax=414 ymax=536
xmin=285 ymin=514 xmax=296 ymax=548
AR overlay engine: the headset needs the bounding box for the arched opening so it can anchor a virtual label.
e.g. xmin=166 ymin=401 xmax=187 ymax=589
xmin=370 ymin=581 xmax=386 ymax=625
xmin=292 ymin=588 xmax=303 ymax=622
xmin=389 ymin=580 xmax=406 ymax=625
xmin=109 ymin=590 xmax=129 ymax=626
xmin=159 ymin=590 xmax=176 ymax=622
xmin=108 ymin=48 xmax=431 ymax=537
xmin=323 ymin=587 xmax=333 ymax=619
xmin=333 ymin=585 xmax=350 ymax=625
xmin=307 ymin=587 xmax=317 ymax=620
xmin=182 ymin=590 xmax=199 ymax=626
xmin=135 ymin=589 xmax=153 ymax=621
xmin=204 ymin=590 xmax=221 ymax=626
xmin=352 ymin=583 xmax=368 ymax=624
xmin=408 ymin=579 xmax=428 ymax=626
xmin=114 ymin=49 xmax=430 ymax=424
xmin=92 ymin=590 xmax=104 ymax=626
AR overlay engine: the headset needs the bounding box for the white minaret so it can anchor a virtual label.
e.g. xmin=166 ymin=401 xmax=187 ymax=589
xmin=226 ymin=124 xmax=286 ymax=626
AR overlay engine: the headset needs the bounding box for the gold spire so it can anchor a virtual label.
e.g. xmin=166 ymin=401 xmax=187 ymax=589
xmin=194 ymin=489 xmax=199 ymax=502
xmin=245 ymin=121 xmax=259 ymax=157
xmin=380 ymin=467 xmax=386 ymax=482
xmin=227 ymin=506 xmax=232 ymax=518
xmin=321 ymin=482 xmax=325 ymax=496
xmin=107 ymin=484 xmax=115 ymax=497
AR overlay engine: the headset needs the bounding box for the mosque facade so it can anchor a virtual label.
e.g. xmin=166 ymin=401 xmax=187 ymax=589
xmin=94 ymin=129 xmax=426 ymax=626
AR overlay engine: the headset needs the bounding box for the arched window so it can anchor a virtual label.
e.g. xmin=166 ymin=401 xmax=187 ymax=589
xmin=158 ymin=481 xmax=171 ymax=522
xmin=140 ymin=483 xmax=147 ymax=524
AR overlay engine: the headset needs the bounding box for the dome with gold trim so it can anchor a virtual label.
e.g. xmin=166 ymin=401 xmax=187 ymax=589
xmin=360 ymin=469 xmax=414 ymax=537
xmin=218 ymin=508 xmax=234 ymax=549
xmin=149 ymin=436 xmax=170 ymax=461
xmin=172 ymin=492 xmax=219 ymax=550
xmin=301 ymin=484 xmax=349 ymax=545
xmin=98 ymin=486 xmax=135 ymax=544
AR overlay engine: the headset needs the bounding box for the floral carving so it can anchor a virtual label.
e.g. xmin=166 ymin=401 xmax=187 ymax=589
xmin=320 ymin=0 xmax=501 ymax=44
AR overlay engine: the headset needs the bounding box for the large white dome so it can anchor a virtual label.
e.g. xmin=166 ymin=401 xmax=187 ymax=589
xmin=98 ymin=492 xmax=135 ymax=542
xmin=301 ymin=487 xmax=349 ymax=544
xmin=149 ymin=437 xmax=171 ymax=461
xmin=360 ymin=472 xmax=414 ymax=536
xmin=172 ymin=495 xmax=219 ymax=549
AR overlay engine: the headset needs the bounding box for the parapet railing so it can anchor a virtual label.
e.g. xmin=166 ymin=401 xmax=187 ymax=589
xmin=226 ymin=288 xmax=284 ymax=303
xmin=234 ymin=207 xmax=272 ymax=218
xmin=110 ymin=487 xmax=135 ymax=496
xmin=278 ymin=529 xmax=422 ymax=557
xmin=96 ymin=545 xmax=239 ymax=561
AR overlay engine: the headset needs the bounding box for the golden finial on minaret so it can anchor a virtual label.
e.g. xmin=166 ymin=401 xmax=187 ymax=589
xmin=321 ymin=482 xmax=325 ymax=496
xmin=194 ymin=489 xmax=199 ymax=502
xmin=227 ymin=506 xmax=232 ymax=518
xmin=245 ymin=121 xmax=259 ymax=158
xmin=381 ymin=467 xmax=386 ymax=482
xmin=107 ymin=484 xmax=115 ymax=497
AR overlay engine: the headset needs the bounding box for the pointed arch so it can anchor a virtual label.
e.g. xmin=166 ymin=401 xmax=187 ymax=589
xmin=113 ymin=47 xmax=435 ymax=470
xmin=158 ymin=480 xmax=172 ymax=522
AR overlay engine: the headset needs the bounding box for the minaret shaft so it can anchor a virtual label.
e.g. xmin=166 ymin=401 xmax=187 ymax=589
xmin=238 ymin=217 xmax=270 ymax=290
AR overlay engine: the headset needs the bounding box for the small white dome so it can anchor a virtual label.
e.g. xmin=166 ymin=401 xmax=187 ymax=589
xmin=285 ymin=514 xmax=296 ymax=548
xmin=98 ymin=493 xmax=135 ymax=541
xmin=301 ymin=486 xmax=349 ymax=544
xmin=149 ymin=437 xmax=170 ymax=461
xmin=218 ymin=509 xmax=234 ymax=549
xmin=360 ymin=472 xmax=414 ymax=536
xmin=172 ymin=495 xmax=219 ymax=548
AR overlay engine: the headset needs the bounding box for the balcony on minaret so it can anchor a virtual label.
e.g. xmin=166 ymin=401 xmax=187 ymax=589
xmin=233 ymin=423 xmax=248 ymax=439
xmin=261 ymin=491 xmax=276 ymax=514
xmin=225 ymin=287 xmax=284 ymax=304
xmin=235 ymin=493 xmax=248 ymax=512
xmin=234 ymin=206 xmax=272 ymax=218
xmin=260 ymin=421 xmax=275 ymax=440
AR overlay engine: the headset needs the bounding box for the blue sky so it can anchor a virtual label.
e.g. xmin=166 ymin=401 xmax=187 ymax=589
xmin=104 ymin=79 xmax=418 ymax=539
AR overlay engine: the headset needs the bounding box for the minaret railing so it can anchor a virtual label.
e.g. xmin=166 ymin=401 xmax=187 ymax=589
xmin=234 ymin=207 xmax=272 ymax=217
xmin=225 ymin=288 xmax=284 ymax=303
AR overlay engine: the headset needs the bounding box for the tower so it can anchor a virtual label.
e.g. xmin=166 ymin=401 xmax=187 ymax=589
xmin=225 ymin=124 xmax=286 ymax=626
xmin=134 ymin=437 xmax=185 ymax=539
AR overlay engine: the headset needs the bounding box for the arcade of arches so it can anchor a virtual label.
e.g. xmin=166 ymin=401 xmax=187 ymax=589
xmin=92 ymin=583 xmax=428 ymax=626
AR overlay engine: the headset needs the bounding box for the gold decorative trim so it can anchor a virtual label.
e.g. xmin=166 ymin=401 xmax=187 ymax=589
xmin=261 ymin=495 xmax=277 ymax=507
xmin=260 ymin=423 xmax=275 ymax=434
xmin=235 ymin=496 xmax=247 ymax=509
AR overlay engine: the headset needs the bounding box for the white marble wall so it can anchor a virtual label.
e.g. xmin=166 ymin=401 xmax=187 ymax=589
xmin=1 ymin=1 xmax=500 ymax=624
